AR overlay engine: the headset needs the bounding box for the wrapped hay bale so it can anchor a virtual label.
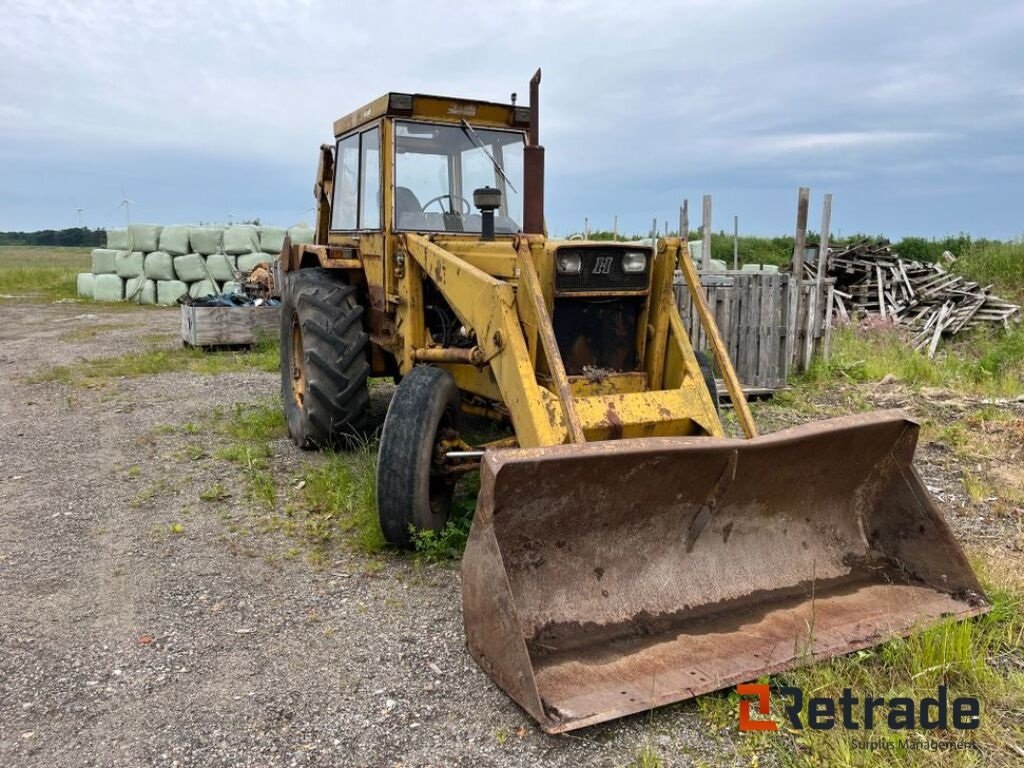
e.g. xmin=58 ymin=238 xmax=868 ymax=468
xmin=189 ymin=279 xmax=220 ymax=299
xmin=77 ymin=273 xmax=95 ymax=298
xmin=205 ymin=253 xmax=237 ymax=282
xmin=259 ymin=226 xmax=287 ymax=254
xmin=288 ymin=225 xmax=314 ymax=245
xmin=115 ymin=250 xmax=145 ymax=278
xmin=159 ymin=225 xmax=192 ymax=256
xmin=91 ymin=248 xmax=118 ymax=274
xmin=157 ymin=280 xmax=188 ymax=306
xmin=127 ymin=223 xmax=163 ymax=252
xmin=126 ymin=276 xmax=157 ymax=305
xmin=144 ymin=251 xmax=177 ymax=281
xmin=223 ymin=225 xmax=260 ymax=255
xmin=173 ymin=253 xmax=208 ymax=283
xmin=93 ymin=274 xmax=124 ymax=302
xmin=237 ymin=252 xmax=272 ymax=273
xmin=106 ymin=228 xmax=130 ymax=250
xmin=222 ymin=280 xmax=241 ymax=294
xmin=189 ymin=227 xmax=224 ymax=256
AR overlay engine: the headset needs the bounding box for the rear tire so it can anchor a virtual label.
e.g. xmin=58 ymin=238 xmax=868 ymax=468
xmin=695 ymin=351 xmax=720 ymax=413
xmin=280 ymin=268 xmax=371 ymax=449
xmin=376 ymin=366 xmax=461 ymax=549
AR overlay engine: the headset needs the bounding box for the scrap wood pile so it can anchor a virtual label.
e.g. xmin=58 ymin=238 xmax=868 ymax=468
xmin=815 ymin=239 xmax=1021 ymax=357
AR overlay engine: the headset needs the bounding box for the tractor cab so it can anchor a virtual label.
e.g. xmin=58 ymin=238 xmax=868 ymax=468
xmin=321 ymin=92 xmax=531 ymax=241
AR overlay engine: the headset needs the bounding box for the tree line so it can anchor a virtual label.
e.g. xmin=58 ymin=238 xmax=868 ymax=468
xmin=0 ymin=228 xmax=107 ymax=247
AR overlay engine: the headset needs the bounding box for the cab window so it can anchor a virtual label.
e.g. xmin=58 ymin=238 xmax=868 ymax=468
xmin=331 ymin=126 xmax=382 ymax=231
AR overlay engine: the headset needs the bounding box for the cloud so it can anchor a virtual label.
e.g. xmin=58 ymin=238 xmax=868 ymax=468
xmin=0 ymin=0 xmax=1022 ymax=237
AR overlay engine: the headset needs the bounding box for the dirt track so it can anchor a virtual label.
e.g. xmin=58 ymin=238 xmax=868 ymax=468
xmin=0 ymin=302 xmax=747 ymax=768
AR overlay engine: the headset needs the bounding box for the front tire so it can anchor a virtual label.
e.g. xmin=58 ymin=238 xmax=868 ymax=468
xmin=280 ymin=268 xmax=370 ymax=449
xmin=376 ymin=366 xmax=461 ymax=549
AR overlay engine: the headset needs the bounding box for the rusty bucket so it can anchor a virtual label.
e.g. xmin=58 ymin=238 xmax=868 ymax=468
xmin=461 ymin=410 xmax=987 ymax=733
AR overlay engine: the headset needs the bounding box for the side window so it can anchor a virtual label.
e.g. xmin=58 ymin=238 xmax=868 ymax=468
xmin=360 ymin=128 xmax=381 ymax=229
xmin=331 ymin=134 xmax=359 ymax=230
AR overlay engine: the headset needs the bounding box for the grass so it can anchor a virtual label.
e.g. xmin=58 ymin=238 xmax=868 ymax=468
xmin=210 ymin=400 xmax=288 ymax=509
xmin=803 ymin=325 xmax=1024 ymax=397
xmin=628 ymin=743 xmax=665 ymax=768
xmin=31 ymin=336 xmax=280 ymax=385
xmin=955 ymin=240 xmax=1024 ymax=303
xmin=292 ymin=443 xmax=381 ymax=556
xmin=0 ymin=245 xmax=89 ymax=301
xmin=760 ymin=558 xmax=1024 ymax=767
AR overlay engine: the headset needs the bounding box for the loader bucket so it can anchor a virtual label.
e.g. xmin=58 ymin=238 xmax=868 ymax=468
xmin=461 ymin=410 xmax=987 ymax=733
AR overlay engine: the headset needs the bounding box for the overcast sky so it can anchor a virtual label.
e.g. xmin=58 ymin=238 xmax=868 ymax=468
xmin=1 ymin=0 xmax=1022 ymax=238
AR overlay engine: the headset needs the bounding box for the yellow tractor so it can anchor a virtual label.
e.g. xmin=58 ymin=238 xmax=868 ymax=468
xmin=279 ymin=71 xmax=987 ymax=733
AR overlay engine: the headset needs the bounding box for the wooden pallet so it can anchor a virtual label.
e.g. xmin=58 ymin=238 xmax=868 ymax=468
xmin=181 ymin=304 xmax=281 ymax=347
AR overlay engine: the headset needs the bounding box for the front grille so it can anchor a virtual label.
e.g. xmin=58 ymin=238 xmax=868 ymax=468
xmin=555 ymin=249 xmax=649 ymax=293
xmin=553 ymin=297 xmax=643 ymax=374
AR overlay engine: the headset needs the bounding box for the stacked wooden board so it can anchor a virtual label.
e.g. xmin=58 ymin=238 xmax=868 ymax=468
xmin=819 ymin=239 xmax=1020 ymax=357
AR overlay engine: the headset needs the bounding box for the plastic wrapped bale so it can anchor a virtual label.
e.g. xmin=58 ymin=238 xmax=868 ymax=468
xmin=106 ymin=229 xmax=130 ymax=250
xmin=705 ymin=259 xmax=728 ymax=272
xmin=237 ymin=252 xmax=272 ymax=273
xmin=223 ymin=225 xmax=260 ymax=255
xmin=173 ymin=253 xmax=208 ymax=283
xmin=189 ymin=227 xmax=224 ymax=256
xmin=93 ymin=274 xmax=124 ymax=302
xmin=158 ymin=225 xmax=192 ymax=256
xmin=91 ymin=248 xmax=118 ymax=274
xmin=222 ymin=281 xmax=241 ymax=294
xmin=77 ymin=273 xmax=95 ymax=298
xmin=126 ymin=276 xmax=157 ymax=305
xmin=189 ymin=279 xmax=220 ymax=299
xmin=144 ymin=251 xmax=177 ymax=281
xmin=115 ymin=250 xmax=145 ymax=278
xmin=157 ymin=280 xmax=188 ymax=306
xmin=205 ymin=253 xmax=237 ymax=282
xmin=288 ymin=225 xmax=315 ymax=245
xmin=127 ymin=223 xmax=163 ymax=252
xmin=259 ymin=226 xmax=287 ymax=254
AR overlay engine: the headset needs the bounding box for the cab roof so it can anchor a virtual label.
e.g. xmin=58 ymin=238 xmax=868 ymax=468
xmin=333 ymin=92 xmax=531 ymax=137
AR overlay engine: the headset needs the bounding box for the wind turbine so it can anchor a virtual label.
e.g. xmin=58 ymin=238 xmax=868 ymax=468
xmin=75 ymin=207 xmax=85 ymax=228
xmin=118 ymin=185 xmax=135 ymax=226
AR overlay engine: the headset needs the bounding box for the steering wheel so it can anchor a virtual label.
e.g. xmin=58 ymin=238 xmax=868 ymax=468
xmin=422 ymin=194 xmax=471 ymax=216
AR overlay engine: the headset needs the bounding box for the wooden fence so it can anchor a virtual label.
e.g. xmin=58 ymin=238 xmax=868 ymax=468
xmin=674 ymin=271 xmax=834 ymax=390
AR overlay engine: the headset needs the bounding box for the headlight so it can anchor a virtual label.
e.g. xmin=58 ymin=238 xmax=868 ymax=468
xmin=556 ymin=253 xmax=582 ymax=274
xmin=622 ymin=251 xmax=647 ymax=273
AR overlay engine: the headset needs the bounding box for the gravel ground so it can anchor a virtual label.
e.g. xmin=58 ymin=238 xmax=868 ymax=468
xmin=0 ymin=301 xmax=752 ymax=768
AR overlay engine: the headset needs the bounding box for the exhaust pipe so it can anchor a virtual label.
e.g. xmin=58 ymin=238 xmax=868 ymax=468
xmin=523 ymin=69 xmax=545 ymax=235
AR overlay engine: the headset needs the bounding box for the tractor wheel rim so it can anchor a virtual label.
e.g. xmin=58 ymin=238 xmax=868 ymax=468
xmin=289 ymin=315 xmax=306 ymax=409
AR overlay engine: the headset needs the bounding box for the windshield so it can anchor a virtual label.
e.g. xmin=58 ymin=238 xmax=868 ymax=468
xmin=394 ymin=120 xmax=524 ymax=234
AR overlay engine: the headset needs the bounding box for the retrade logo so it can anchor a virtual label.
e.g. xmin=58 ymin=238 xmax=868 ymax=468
xmin=737 ymin=684 xmax=980 ymax=732
xmin=737 ymin=683 xmax=777 ymax=731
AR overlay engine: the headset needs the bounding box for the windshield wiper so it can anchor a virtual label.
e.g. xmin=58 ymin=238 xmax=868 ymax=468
xmin=460 ymin=119 xmax=518 ymax=195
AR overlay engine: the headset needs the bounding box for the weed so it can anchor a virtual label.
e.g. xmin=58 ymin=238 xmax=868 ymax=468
xmin=411 ymin=473 xmax=479 ymax=562
xmin=628 ymin=742 xmax=664 ymax=768
xmin=199 ymin=483 xmax=230 ymax=503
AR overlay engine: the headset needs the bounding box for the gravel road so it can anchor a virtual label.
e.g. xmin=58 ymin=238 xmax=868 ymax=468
xmin=0 ymin=302 xmax=747 ymax=768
